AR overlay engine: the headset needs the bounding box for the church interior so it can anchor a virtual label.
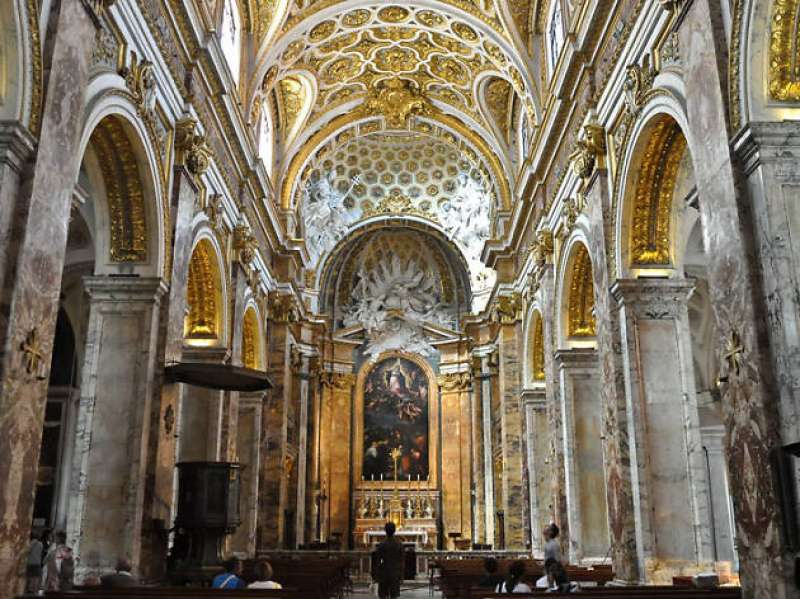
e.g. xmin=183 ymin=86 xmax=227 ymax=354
xmin=1 ymin=0 xmax=800 ymax=598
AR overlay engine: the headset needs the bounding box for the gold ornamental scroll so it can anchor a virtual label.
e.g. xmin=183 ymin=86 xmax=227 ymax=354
xmin=439 ymin=371 xmax=473 ymax=549
xmin=320 ymin=371 xmax=355 ymax=543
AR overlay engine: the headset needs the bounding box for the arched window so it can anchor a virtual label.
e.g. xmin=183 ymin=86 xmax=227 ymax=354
xmin=258 ymin=101 xmax=273 ymax=174
xmin=221 ymin=0 xmax=242 ymax=85
xmin=546 ymin=0 xmax=565 ymax=75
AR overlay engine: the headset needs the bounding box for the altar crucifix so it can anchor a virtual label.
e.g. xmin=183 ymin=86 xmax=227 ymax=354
xmin=390 ymin=446 xmax=402 ymax=483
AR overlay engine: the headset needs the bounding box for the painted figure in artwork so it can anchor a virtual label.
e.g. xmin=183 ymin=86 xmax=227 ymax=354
xmin=363 ymin=357 xmax=429 ymax=481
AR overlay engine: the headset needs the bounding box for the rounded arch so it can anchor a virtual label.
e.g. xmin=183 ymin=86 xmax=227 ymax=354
xmin=77 ymin=92 xmax=167 ymax=277
xmin=523 ymin=301 xmax=546 ymax=387
xmin=317 ymin=218 xmax=473 ymax=318
xmin=555 ymin=231 xmax=596 ymax=348
xmin=185 ymin=235 xmax=228 ymax=346
xmin=241 ymin=302 xmax=265 ymax=370
xmin=615 ymin=98 xmax=695 ymax=279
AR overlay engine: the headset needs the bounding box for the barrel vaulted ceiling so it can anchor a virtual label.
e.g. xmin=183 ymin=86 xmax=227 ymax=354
xmin=243 ymin=0 xmax=545 ymax=295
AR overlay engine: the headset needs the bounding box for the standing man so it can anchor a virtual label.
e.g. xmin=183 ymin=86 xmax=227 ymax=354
xmin=373 ymin=522 xmax=404 ymax=599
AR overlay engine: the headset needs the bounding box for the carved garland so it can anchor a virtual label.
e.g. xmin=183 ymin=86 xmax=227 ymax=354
xmin=567 ymin=243 xmax=595 ymax=337
xmin=185 ymin=239 xmax=223 ymax=339
xmin=769 ymin=0 xmax=800 ymax=100
xmin=630 ymin=117 xmax=686 ymax=265
xmin=90 ymin=116 xmax=148 ymax=262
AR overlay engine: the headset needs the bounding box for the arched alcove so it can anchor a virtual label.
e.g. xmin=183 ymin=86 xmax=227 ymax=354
xmin=185 ymin=237 xmax=226 ymax=345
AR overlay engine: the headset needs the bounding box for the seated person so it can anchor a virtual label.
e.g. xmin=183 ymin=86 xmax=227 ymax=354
xmin=100 ymin=558 xmax=139 ymax=587
xmin=248 ymin=560 xmax=282 ymax=589
xmin=546 ymin=559 xmax=579 ymax=593
xmin=211 ymin=557 xmax=247 ymax=589
xmin=478 ymin=556 xmax=502 ymax=588
xmin=495 ymin=560 xmax=532 ymax=593
xmin=535 ymin=559 xmax=554 ymax=589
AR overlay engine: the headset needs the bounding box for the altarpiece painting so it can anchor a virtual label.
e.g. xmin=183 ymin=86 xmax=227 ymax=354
xmin=362 ymin=357 xmax=429 ymax=481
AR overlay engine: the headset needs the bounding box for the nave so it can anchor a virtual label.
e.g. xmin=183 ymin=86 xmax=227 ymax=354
xmin=1 ymin=1 xmax=799 ymax=599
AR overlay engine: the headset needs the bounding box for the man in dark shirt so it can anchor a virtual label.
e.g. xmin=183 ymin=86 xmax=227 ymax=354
xmin=477 ymin=556 xmax=502 ymax=588
xmin=373 ymin=522 xmax=404 ymax=598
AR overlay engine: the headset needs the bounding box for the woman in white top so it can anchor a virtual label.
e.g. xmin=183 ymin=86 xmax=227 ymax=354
xmin=495 ymin=560 xmax=532 ymax=593
xmin=248 ymin=561 xmax=283 ymax=589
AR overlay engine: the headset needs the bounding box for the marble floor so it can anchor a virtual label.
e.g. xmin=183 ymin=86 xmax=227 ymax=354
xmin=351 ymin=581 xmax=441 ymax=597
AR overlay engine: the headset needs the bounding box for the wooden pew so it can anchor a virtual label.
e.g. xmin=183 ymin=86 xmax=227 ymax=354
xmin=39 ymin=590 xmax=294 ymax=599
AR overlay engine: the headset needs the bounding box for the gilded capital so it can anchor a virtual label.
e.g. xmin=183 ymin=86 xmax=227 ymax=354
xmin=269 ymin=292 xmax=299 ymax=324
xmin=120 ymin=52 xmax=156 ymax=117
xmin=233 ymin=219 xmax=257 ymax=265
xmin=438 ymin=371 xmax=471 ymax=392
xmin=570 ymin=123 xmax=606 ymax=182
xmin=530 ymin=229 xmax=554 ymax=267
xmin=493 ymin=292 xmax=522 ymax=325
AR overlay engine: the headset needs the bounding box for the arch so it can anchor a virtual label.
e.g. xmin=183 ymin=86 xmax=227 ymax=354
xmin=566 ymin=243 xmax=595 ymax=338
xmin=185 ymin=237 xmax=227 ymax=345
xmin=524 ymin=303 xmax=546 ymax=386
xmin=241 ymin=303 xmax=265 ymax=370
xmin=614 ymin=97 xmax=695 ymax=279
xmin=317 ymin=218 xmax=473 ymax=317
xmin=0 ymin=0 xmax=35 ymax=126
xmin=77 ymin=93 xmax=167 ymax=277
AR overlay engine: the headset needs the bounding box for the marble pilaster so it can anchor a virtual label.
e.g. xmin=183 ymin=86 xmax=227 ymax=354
xmin=522 ymin=389 xmax=548 ymax=556
xmin=294 ymin=350 xmax=313 ymax=547
xmin=681 ymin=2 xmax=793 ymax=596
xmin=66 ymin=276 xmax=167 ymax=576
xmin=497 ymin=322 xmax=525 ymax=549
xmin=585 ymin=168 xmax=640 ymax=581
xmin=229 ymin=392 xmax=264 ymax=556
xmin=612 ymin=279 xmax=714 ymax=580
xmin=440 ymin=372 xmax=473 ymax=547
xmin=0 ymin=2 xmax=96 ymax=594
xmin=319 ymin=371 xmax=354 ymax=545
xmin=554 ymin=348 xmax=608 ymax=563
xmin=469 ymin=365 xmax=486 ymax=544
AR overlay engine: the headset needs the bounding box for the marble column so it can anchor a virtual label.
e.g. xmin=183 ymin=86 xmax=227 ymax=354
xmin=612 ymin=279 xmax=714 ymax=580
xmin=319 ymin=371 xmax=355 ymax=545
xmin=294 ymin=349 xmax=313 ymax=547
xmin=522 ymin=389 xmax=548 ymax=556
xmin=440 ymin=372 xmax=473 ymax=547
xmin=145 ymin=166 xmax=199 ymax=577
xmin=497 ymin=321 xmax=525 ymax=549
xmin=66 ymin=276 xmax=167 ymax=575
xmin=0 ymin=2 xmax=96 ymax=594
xmin=258 ymin=318 xmax=291 ymax=548
xmin=585 ymin=167 xmax=640 ymax=580
xmin=473 ymin=349 xmax=495 ymax=545
xmin=554 ymin=348 xmax=608 ymax=563
xmin=229 ymin=392 xmax=264 ymax=556
xmin=700 ymin=425 xmax=737 ymax=567
xmin=681 ymin=2 xmax=793 ymax=596
xmin=538 ymin=264 xmax=570 ymax=552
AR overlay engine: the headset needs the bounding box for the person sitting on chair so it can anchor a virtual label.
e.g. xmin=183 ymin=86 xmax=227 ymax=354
xmin=373 ymin=522 xmax=404 ymax=599
xmin=495 ymin=560 xmax=532 ymax=593
xmin=478 ymin=556 xmax=502 ymax=588
xmin=211 ymin=557 xmax=247 ymax=589
xmin=248 ymin=560 xmax=282 ymax=589
xmin=100 ymin=557 xmax=139 ymax=587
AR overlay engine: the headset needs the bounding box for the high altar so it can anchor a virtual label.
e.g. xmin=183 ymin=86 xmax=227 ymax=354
xmin=315 ymin=343 xmax=475 ymax=551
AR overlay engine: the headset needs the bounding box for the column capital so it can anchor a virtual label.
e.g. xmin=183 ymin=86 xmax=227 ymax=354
xmin=0 ymin=121 xmax=36 ymax=173
xmin=521 ymin=388 xmax=546 ymax=410
xmin=733 ymin=121 xmax=800 ymax=178
xmin=83 ymin=275 xmax=168 ymax=303
xmin=611 ymin=278 xmax=694 ymax=318
xmin=553 ymin=347 xmax=597 ymax=372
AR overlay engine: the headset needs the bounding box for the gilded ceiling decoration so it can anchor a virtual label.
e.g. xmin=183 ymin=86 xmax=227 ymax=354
xmin=89 ymin=116 xmax=148 ymax=263
xmin=483 ymin=76 xmax=513 ymax=145
xmin=242 ymin=307 xmax=262 ymax=369
xmin=567 ymin=243 xmax=595 ymax=337
xmin=769 ymin=0 xmax=800 ymax=100
xmin=276 ymin=74 xmax=312 ymax=145
xmin=507 ymin=0 xmax=533 ymax=42
xmin=261 ymin=4 xmax=536 ymax=134
xmin=630 ymin=117 xmax=686 ymax=266
xmin=185 ymin=239 xmax=223 ymax=340
xmin=300 ymin=129 xmax=498 ymax=305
